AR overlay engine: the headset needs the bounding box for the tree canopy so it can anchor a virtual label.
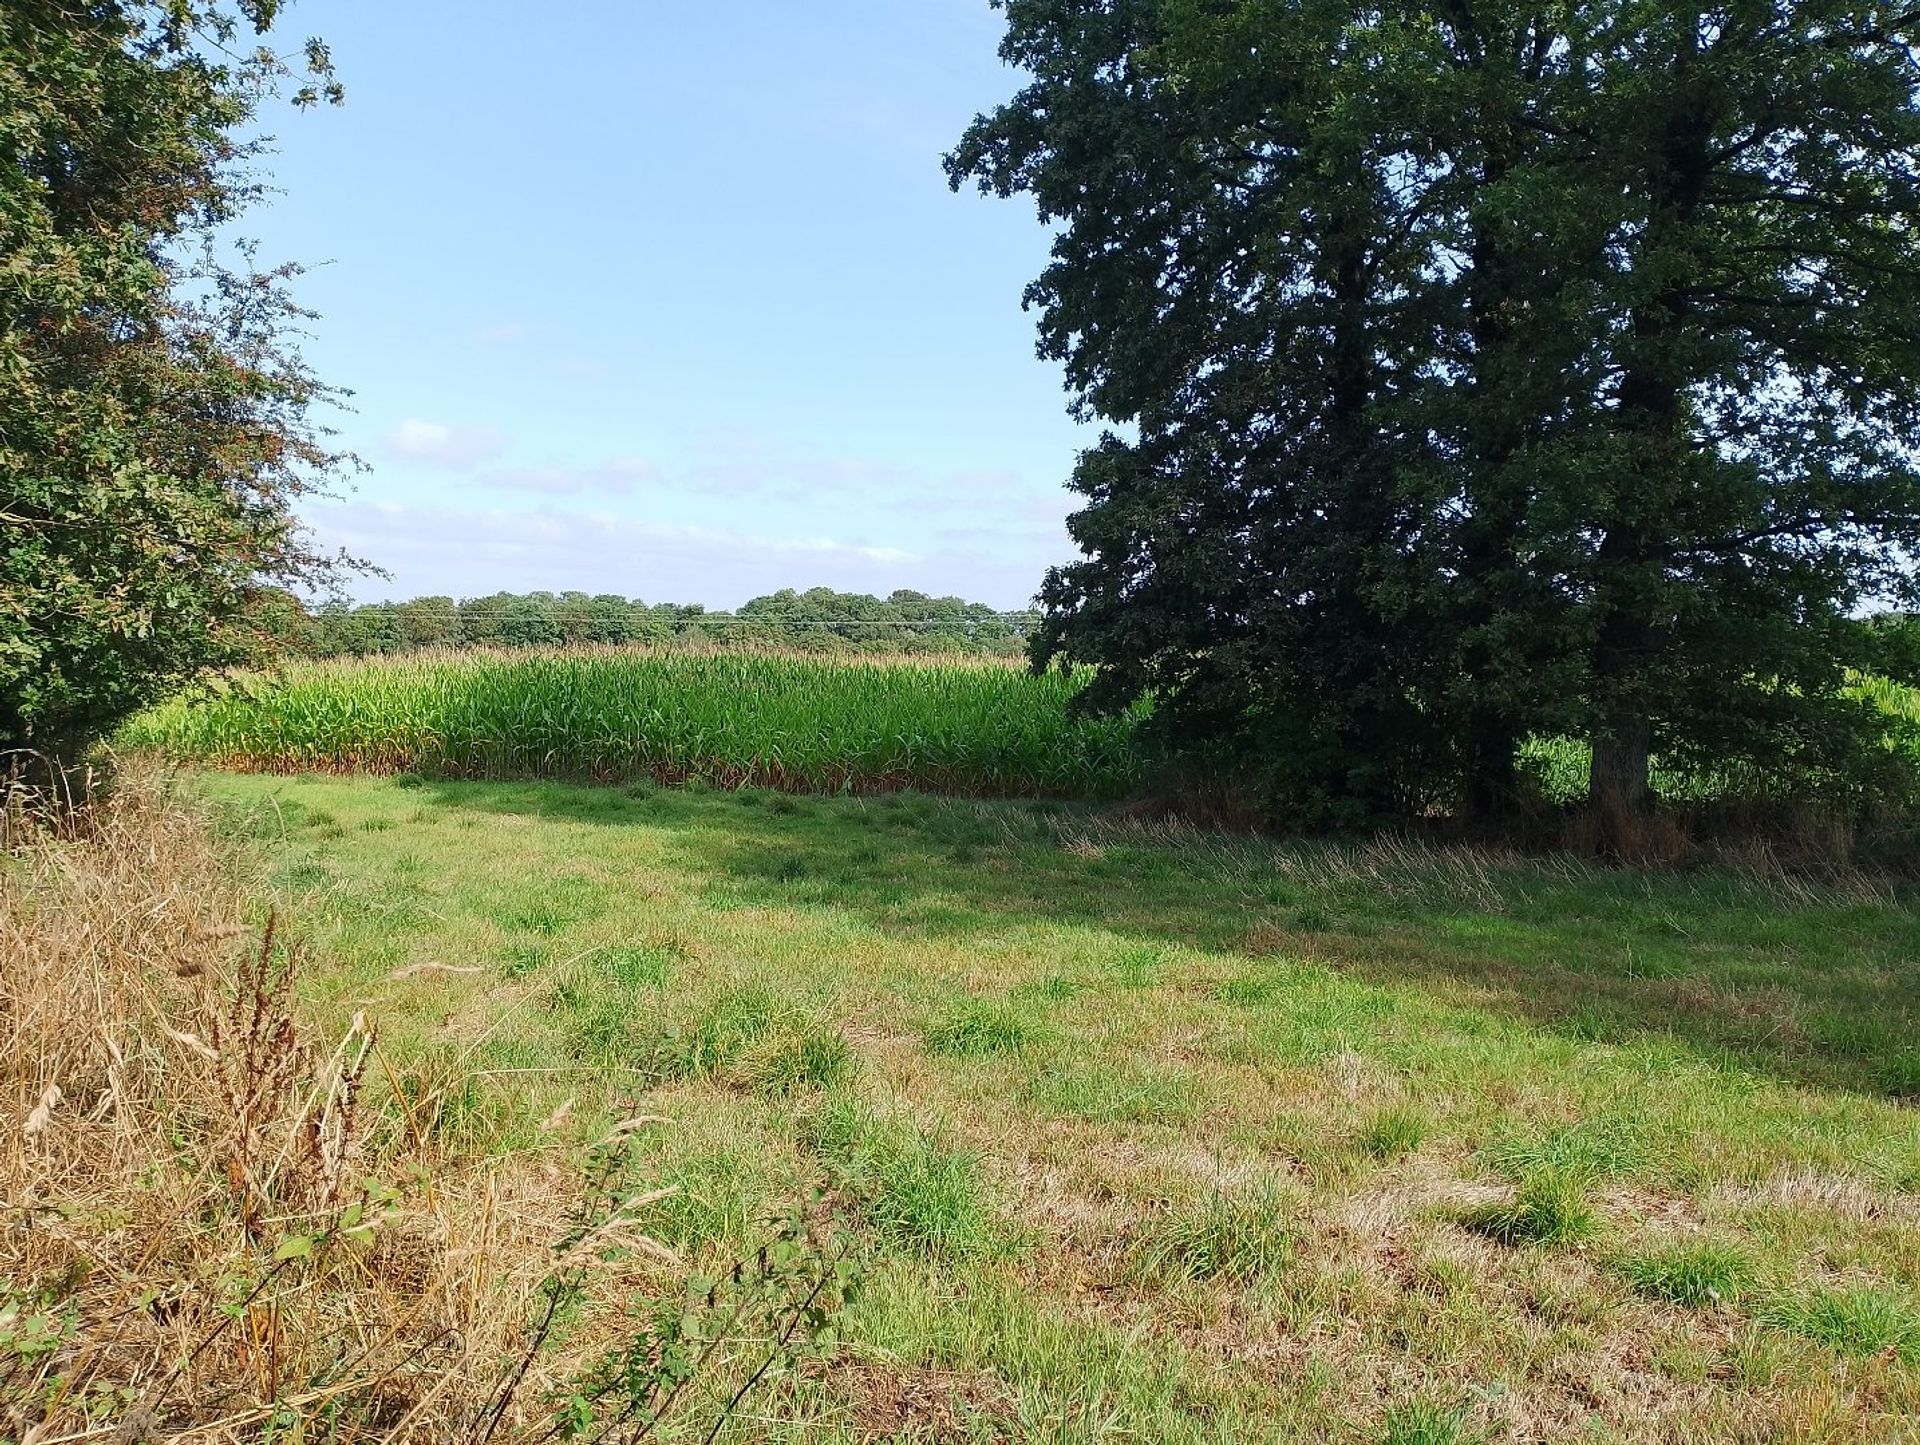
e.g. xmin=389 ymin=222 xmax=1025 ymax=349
xmin=951 ymin=0 xmax=1920 ymax=830
xmin=288 ymin=588 xmax=1038 ymax=660
xmin=1 ymin=0 xmax=347 ymax=768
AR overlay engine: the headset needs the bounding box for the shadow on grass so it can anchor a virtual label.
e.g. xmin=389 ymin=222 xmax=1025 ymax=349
xmin=416 ymin=778 xmax=1920 ymax=1102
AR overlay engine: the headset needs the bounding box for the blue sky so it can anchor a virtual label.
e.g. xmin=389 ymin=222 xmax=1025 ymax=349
xmin=248 ymin=1 xmax=1084 ymax=609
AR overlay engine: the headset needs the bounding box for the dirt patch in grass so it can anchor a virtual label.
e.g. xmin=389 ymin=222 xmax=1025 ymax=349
xmin=1718 ymin=1170 xmax=1920 ymax=1223
xmin=820 ymin=1359 xmax=1019 ymax=1440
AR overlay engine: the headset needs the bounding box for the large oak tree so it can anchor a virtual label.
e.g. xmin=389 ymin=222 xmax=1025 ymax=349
xmin=952 ymin=0 xmax=1920 ymax=828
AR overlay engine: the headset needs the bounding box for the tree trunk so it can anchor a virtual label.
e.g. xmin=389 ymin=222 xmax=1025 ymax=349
xmin=1460 ymin=729 xmax=1520 ymax=832
xmin=1587 ymin=718 xmax=1652 ymax=852
xmin=1581 ymin=26 xmax=1709 ymax=853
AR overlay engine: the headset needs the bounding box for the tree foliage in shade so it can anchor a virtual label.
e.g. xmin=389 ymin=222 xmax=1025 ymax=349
xmin=951 ymin=0 xmax=1920 ymax=828
xmin=0 ymin=0 xmax=349 ymax=767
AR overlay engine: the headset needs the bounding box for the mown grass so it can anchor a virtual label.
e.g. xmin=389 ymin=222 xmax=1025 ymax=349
xmin=120 ymin=646 xmax=1144 ymax=797
xmin=187 ymin=770 xmax=1920 ymax=1441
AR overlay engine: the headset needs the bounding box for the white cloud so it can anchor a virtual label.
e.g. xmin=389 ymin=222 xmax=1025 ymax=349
xmin=303 ymin=500 xmax=1047 ymax=609
xmin=471 ymin=322 xmax=537 ymax=345
xmin=383 ymin=418 xmax=511 ymax=471
xmin=680 ymin=435 xmax=1054 ymax=515
xmin=483 ymin=456 xmax=662 ymax=496
xmin=449 ymin=436 xmax=1059 ymax=517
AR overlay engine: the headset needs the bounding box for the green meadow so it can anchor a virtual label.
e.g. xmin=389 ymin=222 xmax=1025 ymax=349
xmin=195 ymin=768 xmax=1920 ymax=1442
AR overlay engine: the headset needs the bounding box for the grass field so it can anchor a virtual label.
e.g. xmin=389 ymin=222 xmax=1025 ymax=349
xmin=184 ymin=769 xmax=1920 ymax=1442
xmin=120 ymin=648 xmax=1143 ymax=798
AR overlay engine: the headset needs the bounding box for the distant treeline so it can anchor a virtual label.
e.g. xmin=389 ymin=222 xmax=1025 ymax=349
xmin=275 ymin=588 xmax=1042 ymax=659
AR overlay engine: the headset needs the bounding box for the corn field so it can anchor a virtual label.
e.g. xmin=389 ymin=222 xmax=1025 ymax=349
xmin=120 ymin=647 xmax=1145 ymax=797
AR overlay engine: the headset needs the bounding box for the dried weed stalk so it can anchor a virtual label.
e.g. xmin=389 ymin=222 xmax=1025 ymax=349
xmin=0 ymin=771 xmax=849 ymax=1442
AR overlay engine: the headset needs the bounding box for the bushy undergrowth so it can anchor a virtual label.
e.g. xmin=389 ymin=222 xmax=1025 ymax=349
xmin=0 ymin=775 xmax=849 ymax=1441
xmin=120 ymin=646 xmax=1144 ymax=799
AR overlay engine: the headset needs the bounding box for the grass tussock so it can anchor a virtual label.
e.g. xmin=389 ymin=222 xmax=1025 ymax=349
xmin=1379 ymin=1402 xmax=1484 ymax=1445
xmin=0 ymin=776 xmax=849 ymax=1441
xmin=1620 ymin=1242 xmax=1755 ymax=1308
xmin=803 ymin=1093 xmax=999 ymax=1259
xmin=922 ymin=997 xmax=1039 ymax=1057
xmin=1461 ymin=1166 xmax=1602 ymax=1249
xmin=1129 ymin=1179 xmax=1297 ymax=1285
xmin=651 ymin=984 xmax=857 ymax=1097
xmin=1357 ymin=1105 xmax=1429 ymax=1160
xmin=1760 ymin=1284 xmax=1920 ymax=1362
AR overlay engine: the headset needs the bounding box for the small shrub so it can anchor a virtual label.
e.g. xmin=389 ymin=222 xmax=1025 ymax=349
xmin=1131 ymin=1180 xmax=1295 ymax=1284
xmin=1463 ymin=1167 xmax=1600 ymax=1248
xmin=1621 ymin=1242 xmax=1754 ymax=1307
xmin=923 ymin=998 xmax=1036 ymax=1057
xmin=1761 ymin=1284 xmax=1920 ymax=1361
xmin=1358 ymin=1106 xmax=1428 ymax=1160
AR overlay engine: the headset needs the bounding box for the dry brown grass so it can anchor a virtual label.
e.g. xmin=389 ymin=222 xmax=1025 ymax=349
xmin=0 ymin=773 xmax=846 ymax=1443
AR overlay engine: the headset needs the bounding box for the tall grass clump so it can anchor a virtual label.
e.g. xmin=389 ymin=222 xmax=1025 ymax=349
xmin=1462 ymin=1166 xmax=1602 ymax=1248
xmin=803 ymin=1093 xmax=999 ymax=1258
xmin=1620 ymin=1242 xmax=1755 ymax=1307
xmin=1130 ymin=1179 xmax=1297 ymax=1284
xmin=121 ymin=646 xmax=1145 ymax=798
xmin=0 ymin=772 xmax=849 ymax=1441
xmin=1761 ymin=1284 xmax=1920 ymax=1361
